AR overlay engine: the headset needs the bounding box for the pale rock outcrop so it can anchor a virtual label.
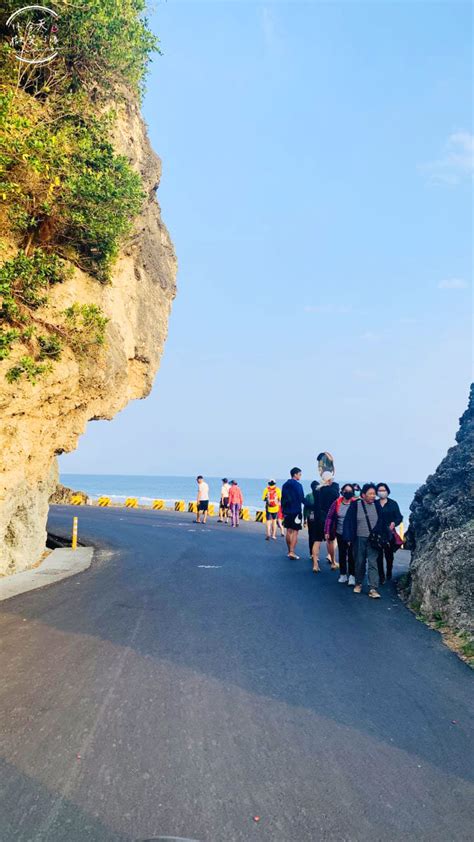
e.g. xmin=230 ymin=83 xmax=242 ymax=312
xmin=0 ymin=98 xmax=176 ymax=574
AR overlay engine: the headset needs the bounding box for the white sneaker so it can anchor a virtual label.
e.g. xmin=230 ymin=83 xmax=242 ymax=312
xmin=338 ymin=574 xmax=348 ymax=584
xmin=348 ymin=575 xmax=356 ymax=586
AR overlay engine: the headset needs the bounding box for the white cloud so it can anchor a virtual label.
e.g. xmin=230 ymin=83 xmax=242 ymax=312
xmin=420 ymin=131 xmax=474 ymax=185
xmin=360 ymin=330 xmax=383 ymax=341
xmin=353 ymin=369 xmax=376 ymax=381
xmin=437 ymin=278 xmax=469 ymax=290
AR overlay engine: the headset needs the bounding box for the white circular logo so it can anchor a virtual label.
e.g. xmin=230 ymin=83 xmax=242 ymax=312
xmin=6 ymin=5 xmax=59 ymax=65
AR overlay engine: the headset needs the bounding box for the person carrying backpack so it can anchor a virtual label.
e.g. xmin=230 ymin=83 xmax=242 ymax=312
xmin=262 ymin=480 xmax=282 ymax=540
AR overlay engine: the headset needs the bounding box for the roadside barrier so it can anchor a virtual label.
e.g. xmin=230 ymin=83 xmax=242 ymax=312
xmin=188 ymin=502 xmax=197 ymax=513
xmin=175 ymin=500 xmax=186 ymax=512
xmin=255 ymin=510 xmax=266 ymax=522
xmin=97 ymin=496 xmax=110 ymax=507
xmin=70 ymin=494 xmax=85 ymax=505
xmin=152 ymin=499 xmax=165 ymax=509
xmin=124 ymin=497 xmax=138 ymax=508
xmin=208 ymin=503 xmax=216 ymax=517
xmin=72 ymin=516 xmax=78 ymax=550
xmin=240 ymin=507 xmax=250 ymax=521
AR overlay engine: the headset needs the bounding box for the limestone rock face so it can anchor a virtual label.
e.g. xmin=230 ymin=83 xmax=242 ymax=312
xmin=0 ymin=98 xmax=177 ymax=575
xmin=406 ymin=385 xmax=474 ymax=635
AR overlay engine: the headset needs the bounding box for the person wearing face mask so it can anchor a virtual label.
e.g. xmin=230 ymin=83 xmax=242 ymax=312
xmin=375 ymin=483 xmax=403 ymax=582
xmin=352 ymin=483 xmax=361 ymax=498
xmin=343 ymin=482 xmax=386 ymax=598
xmin=324 ymin=484 xmax=356 ymax=584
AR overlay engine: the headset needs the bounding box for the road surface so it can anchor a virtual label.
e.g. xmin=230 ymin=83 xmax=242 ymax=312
xmin=0 ymin=505 xmax=472 ymax=842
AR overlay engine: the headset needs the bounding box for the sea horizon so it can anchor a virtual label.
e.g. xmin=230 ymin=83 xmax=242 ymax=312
xmin=60 ymin=472 xmax=421 ymax=522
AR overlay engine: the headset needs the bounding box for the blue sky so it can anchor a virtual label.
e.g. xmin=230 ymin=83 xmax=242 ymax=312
xmin=60 ymin=0 xmax=472 ymax=483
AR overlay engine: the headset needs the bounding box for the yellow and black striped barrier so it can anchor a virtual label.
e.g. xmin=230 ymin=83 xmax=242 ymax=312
xmin=152 ymin=499 xmax=165 ymax=510
xmin=240 ymin=507 xmax=250 ymax=521
xmin=208 ymin=503 xmax=216 ymax=517
xmin=188 ymin=502 xmax=197 ymax=513
xmin=70 ymin=494 xmax=85 ymax=505
xmin=175 ymin=500 xmax=186 ymax=512
xmin=255 ymin=510 xmax=266 ymax=523
xmin=125 ymin=497 xmax=138 ymax=508
xmin=97 ymin=496 xmax=110 ymax=507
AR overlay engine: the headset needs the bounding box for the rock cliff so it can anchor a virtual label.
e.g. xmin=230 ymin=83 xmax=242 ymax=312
xmin=406 ymin=385 xmax=474 ymax=638
xmin=0 ymin=97 xmax=176 ymax=574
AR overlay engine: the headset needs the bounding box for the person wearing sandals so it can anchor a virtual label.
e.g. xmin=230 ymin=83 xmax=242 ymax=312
xmin=376 ymin=482 xmax=403 ymax=582
xmin=262 ymin=480 xmax=282 ymax=540
xmin=342 ymin=482 xmax=385 ymax=598
xmin=304 ymin=480 xmax=321 ymax=572
xmin=317 ymin=471 xmax=340 ymax=568
xmin=228 ymin=480 xmax=243 ymax=527
xmin=218 ymin=478 xmax=230 ymax=523
xmin=281 ymin=467 xmax=305 ymax=559
xmin=324 ymin=483 xmax=356 ymax=584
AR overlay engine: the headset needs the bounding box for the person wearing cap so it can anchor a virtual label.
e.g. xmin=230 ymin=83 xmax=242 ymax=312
xmin=281 ymin=467 xmax=305 ymax=559
xmin=218 ymin=478 xmax=230 ymax=523
xmin=228 ymin=480 xmax=243 ymax=527
xmin=315 ymin=471 xmax=340 ymax=568
xmin=262 ymin=480 xmax=282 ymax=540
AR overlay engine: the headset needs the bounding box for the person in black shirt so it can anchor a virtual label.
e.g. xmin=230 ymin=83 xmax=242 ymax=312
xmin=316 ymin=471 xmax=340 ymax=568
xmin=376 ymin=482 xmax=403 ymax=582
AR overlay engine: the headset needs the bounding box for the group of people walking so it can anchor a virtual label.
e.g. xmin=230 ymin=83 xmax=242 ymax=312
xmin=278 ymin=467 xmax=403 ymax=598
xmin=195 ymin=469 xmax=403 ymax=598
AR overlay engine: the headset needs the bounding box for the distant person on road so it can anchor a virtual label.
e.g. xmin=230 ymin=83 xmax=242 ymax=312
xmin=343 ymin=482 xmax=386 ymax=598
xmin=376 ymin=483 xmax=403 ymax=582
xmin=315 ymin=471 xmax=340 ymax=569
xmin=304 ymin=480 xmax=321 ymax=572
xmin=228 ymin=480 xmax=243 ymax=527
xmin=281 ymin=467 xmax=305 ymax=559
xmin=262 ymin=480 xmax=282 ymax=540
xmin=325 ymin=483 xmax=356 ymax=584
xmin=195 ymin=475 xmax=210 ymax=524
xmin=218 ymin=478 xmax=230 ymax=523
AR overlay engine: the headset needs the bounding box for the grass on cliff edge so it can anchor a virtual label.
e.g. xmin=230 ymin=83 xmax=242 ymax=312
xmin=398 ymin=573 xmax=474 ymax=668
xmin=0 ymin=0 xmax=160 ymax=381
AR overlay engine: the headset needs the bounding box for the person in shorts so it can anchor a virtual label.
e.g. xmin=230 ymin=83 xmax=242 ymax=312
xmin=218 ymin=478 xmax=230 ymax=523
xmin=195 ymin=475 xmax=210 ymax=524
xmin=262 ymin=479 xmax=282 ymax=540
xmin=281 ymin=467 xmax=305 ymax=559
xmin=304 ymin=480 xmax=322 ymax=572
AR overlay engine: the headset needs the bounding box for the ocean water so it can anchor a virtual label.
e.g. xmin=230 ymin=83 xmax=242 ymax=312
xmin=60 ymin=473 xmax=420 ymax=523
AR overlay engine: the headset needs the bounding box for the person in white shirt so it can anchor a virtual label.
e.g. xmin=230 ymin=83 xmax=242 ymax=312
xmin=195 ymin=475 xmax=210 ymax=524
xmin=218 ymin=478 xmax=230 ymax=523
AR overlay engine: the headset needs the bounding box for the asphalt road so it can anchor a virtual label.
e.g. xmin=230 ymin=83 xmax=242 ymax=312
xmin=0 ymin=505 xmax=473 ymax=842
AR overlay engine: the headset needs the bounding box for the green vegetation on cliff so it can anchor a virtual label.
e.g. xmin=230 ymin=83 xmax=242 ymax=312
xmin=0 ymin=0 xmax=159 ymax=380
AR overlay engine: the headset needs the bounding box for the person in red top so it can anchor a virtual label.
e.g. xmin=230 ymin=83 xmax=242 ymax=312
xmin=325 ymin=483 xmax=356 ymax=585
xmin=228 ymin=480 xmax=243 ymax=527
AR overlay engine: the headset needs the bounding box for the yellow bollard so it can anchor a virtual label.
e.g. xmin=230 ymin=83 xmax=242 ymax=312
xmin=188 ymin=502 xmax=197 ymax=513
xmin=240 ymin=507 xmax=250 ymax=521
xmin=72 ymin=516 xmax=78 ymax=550
xmin=125 ymin=497 xmax=138 ymax=508
xmin=255 ymin=510 xmax=266 ymax=522
xmin=97 ymin=496 xmax=110 ymax=507
xmin=70 ymin=494 xmax=84 ymax=505
xmin=152 ymin=499 xmax=165 ymax=510
xmin=208 ymin=503 xmax=215 ymax=517
xmin=175 ymin=500 xmax=185 ymax=512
